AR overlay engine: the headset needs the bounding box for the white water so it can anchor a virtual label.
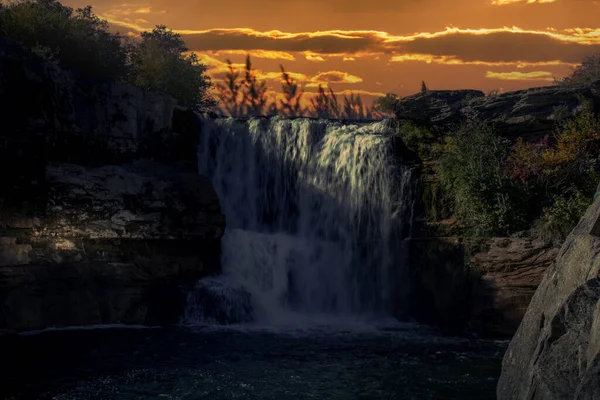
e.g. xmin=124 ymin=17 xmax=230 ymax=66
xmin=184 ymin=117 xmax=415 ymax=326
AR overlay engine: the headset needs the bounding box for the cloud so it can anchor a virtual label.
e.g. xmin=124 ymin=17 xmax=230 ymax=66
xmin=305 ymin=53 xmax=326 ymax=62
xmin=97 ymin=11 xmax=600 ymax=69
xmin=306 ymin=71 xmax=363 ymax=87
xmin=207 ymin=50 xmax=296 ymax=61
xmin=490 ymin=0 xmax=555 ymax=4
xmin=389 ymin=54 xmax=579 ymax=68
xmin=485 ymin=70 xmax=556 ymax=80
xmin=198 ymin=53 xmax=363 ymax=88
xmin=154 ymin=26 xmax=600 ymax=67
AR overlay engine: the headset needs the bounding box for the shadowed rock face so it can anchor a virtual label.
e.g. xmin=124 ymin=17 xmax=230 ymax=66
xmin=497 ymin=184 xmax=600 ymax=400
xmin=406 ymin=236 xmax=558 ymax=337
xmin=0 ymin=37 xmax=225 ymax=332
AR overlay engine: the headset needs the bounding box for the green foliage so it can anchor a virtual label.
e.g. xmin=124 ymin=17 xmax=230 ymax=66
xmin=129 ymin=25 xmax=215 ymax=111
xmin=396 ymin=121 xmax=439 ymax=160
xmin=373 ymin=93 xmax=400 ymax=115
xmin=437 ymin=119 xmax=529 ymax=235
xmin=0 ymin=0 xmax=129 ymax=79
xmin=533 ymin=191 xmax=592 ymax=244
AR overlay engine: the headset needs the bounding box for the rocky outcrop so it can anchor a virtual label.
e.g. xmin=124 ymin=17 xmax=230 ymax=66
xmin=395 ymin=82 xmax=600 ymax=141
xmin=0 ymin=37 xmax=225 ymax=332
xmin=406 ymin=236 xmax=558 ymax=337
xmin=394 ymin=89 xmax=485 ymax=129
xmin=497 ymin=187 xmax=600 ymax=399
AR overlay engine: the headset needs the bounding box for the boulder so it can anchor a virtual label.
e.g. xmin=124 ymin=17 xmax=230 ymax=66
xmin=497 ymin=185 xmax=600 ymax=399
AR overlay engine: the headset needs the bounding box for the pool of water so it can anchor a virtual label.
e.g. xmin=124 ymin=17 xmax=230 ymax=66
xmin=0 ymin=322 xmax=506 ymax=400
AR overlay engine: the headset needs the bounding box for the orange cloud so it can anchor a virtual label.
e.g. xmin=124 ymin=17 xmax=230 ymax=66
xmin=207 ymin=50 xmax=296 ymax=61
xmin=485 ymin=70 xmax=555 ymax=80
xmin=490 ymin=0 xmax=555 ymax=4
xmin=389 ymin=53 xmax=579 ymax=67
xmin=305 ymin=52 xmax=326 ymax=62
xmin=306 ymin=71 xmax=363 ymax=87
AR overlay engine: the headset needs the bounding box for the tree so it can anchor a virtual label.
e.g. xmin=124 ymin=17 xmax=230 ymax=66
xmin=373 ymin=93 xmax=400 ymax=115
xmin=0 ymin=0 xmax=129 ymax=79
xmin=129 ymin=25 xmax=214 ymax=111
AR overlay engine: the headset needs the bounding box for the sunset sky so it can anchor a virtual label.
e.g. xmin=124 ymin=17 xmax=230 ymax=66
xmin=63 ymin=0 xmax=600 ymax=106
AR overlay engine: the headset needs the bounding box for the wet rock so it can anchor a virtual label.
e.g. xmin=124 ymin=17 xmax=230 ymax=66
xmin=185 ymin=279 xmax=254 ymax=324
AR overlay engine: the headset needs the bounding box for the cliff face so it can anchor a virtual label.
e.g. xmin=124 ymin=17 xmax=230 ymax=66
xmin=401 ymin=85 xmax=600 ymax=337
xmin=0 ymin=37 xmax=225 ymax=332
xmin=497 ymin=184 xmax=600 ymax=399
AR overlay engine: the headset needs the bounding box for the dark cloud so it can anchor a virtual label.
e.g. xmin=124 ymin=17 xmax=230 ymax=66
xmin=176 ymin=29 xmax=600 ymax=64
xmin=400 ymin=31 xmax=600 ymax=63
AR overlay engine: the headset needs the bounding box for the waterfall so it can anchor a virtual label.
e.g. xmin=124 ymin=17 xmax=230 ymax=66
xmin=184 ymin=116 xmax=415 ymax=325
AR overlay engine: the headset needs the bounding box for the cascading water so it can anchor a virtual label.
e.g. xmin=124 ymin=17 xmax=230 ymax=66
xmin=184 ymin=116 xmax=415 ymax=326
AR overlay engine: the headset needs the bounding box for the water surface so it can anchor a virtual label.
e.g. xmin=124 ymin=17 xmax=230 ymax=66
xmin=0 ymin=322 xmax=505 ymax=399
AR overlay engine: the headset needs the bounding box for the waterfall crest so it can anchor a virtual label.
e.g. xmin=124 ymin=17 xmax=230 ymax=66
xmin=184 ymin=117 xmax=415 ymax=325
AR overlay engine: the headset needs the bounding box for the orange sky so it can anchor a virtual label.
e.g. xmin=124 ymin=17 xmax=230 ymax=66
xmin=63 ymin=0 xmax=600 ymax=106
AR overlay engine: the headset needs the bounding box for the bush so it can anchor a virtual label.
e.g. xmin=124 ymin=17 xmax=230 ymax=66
xmin=555 ymin=53 xmax=600 ymax=87
xmin=129 ymin=25 xmax=215 ymax=111
xmin=0 ymin=0 xmax=129 ymax=79
xmin=437 ymin=119 xmax=529 ymax=235
xmin=396 ymin=121 xmax=438 ymax=160
xmin=533 ymin=191 xmax=592 ymax=244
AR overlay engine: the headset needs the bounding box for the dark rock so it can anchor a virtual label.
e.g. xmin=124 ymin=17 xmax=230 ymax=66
xmin=0 ymin=36 xmax=226 ymax=332
xmin=462 ymin=81 xmax=600 ymax=141
xmin=497 ymin=185 xmax=600 ymax=399
xmin=394 ymin=82 xmax=600 ymax=142
xmin=394 ymin=89 xmax=485 ymax=130
xmin=470 ymin=237 xmax=558 ymax=337
xmin=405 ymin=236 xmax=558 ymax=337
xmin=185 ymin=279 xmax=254 ymax=324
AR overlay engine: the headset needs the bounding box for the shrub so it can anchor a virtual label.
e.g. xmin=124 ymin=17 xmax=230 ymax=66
xmin=0 ymin=0 xmax=129 ymax=79
xmin=129 ymin=25 xmax=215 ymax=111
xmin=396 ymin=121 xmax=438 ymax=160
xmin=373 ymin=93 xmax=400 ymax=116
xmin=533 ymin=191 xmax=592 ymax=244
xmin=555 ymin=53 xmax=600 ymax=87
xmin=437 ymin=119 xmax=529 ymax=235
